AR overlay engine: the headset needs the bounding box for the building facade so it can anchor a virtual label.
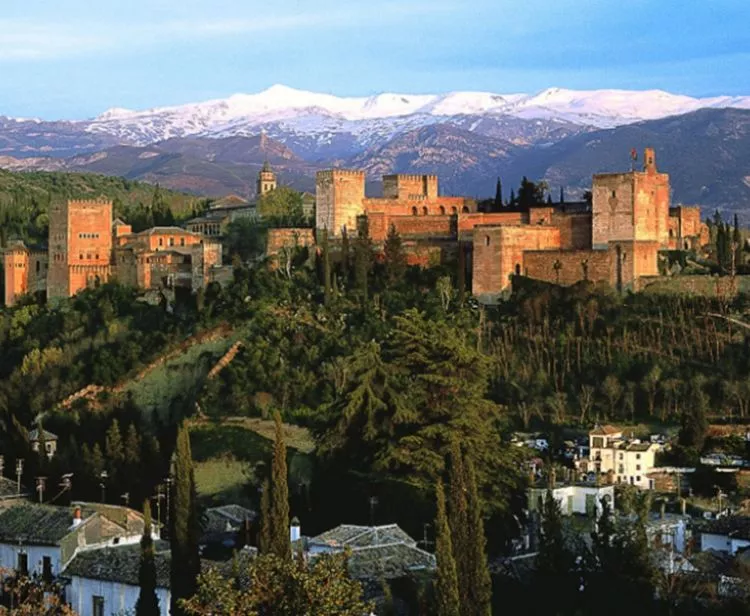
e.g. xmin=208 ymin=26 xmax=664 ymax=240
xmin=3 ymin=202 xmax=223 ymax=307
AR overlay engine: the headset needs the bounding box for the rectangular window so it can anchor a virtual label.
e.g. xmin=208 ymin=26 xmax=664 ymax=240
xmin=592 ymin=437 xmax=604 ymax=448
xmin=92 ymin=596 xmax=105 ymax=616
xmin=42 ymin=556 xmax=52 ymax=581
xmin=619 ymin=453 xmax=623 ymax=460
xmin=17 ymin=552 xmax=28 ymax=576
xmin=636 ymin=454 xmax=641 ymax=460
xmin=636 ymin=465 xmax=641 ymax=471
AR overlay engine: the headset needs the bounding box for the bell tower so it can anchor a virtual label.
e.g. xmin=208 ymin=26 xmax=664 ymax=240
xmin=257 ymin=161 xmax=277 ymax=197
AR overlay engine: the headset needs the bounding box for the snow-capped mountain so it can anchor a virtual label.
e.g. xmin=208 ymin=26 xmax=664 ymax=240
xmin=3 ymin=85 xmax=750 ymax=161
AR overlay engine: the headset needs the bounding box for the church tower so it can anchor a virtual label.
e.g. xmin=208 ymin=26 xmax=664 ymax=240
xmin=257 ymin=162 xmax=277 ymax=197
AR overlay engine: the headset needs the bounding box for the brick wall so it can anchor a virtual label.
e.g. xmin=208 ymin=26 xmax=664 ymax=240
xmin=266 ymin=228 xmax=316 ymax=257
xmin=369 ymin=213 xmax=454 ymax=242
xmin=364 ymin=196 xmax=473 ymax=217
xmin=551 ymin=212 xmax=592 ymax=250
xmin=382 ymin=174 xmax=438 ymax=200
xmin=3 ymin=246 xmax=28 ymax=306
xmin=472 ymin=225 xmax=560 ymax=296
xmin=458 ymin=212 xmax=525 ymax=239
xmin=524 ymin=249 xmax=610 ymax=286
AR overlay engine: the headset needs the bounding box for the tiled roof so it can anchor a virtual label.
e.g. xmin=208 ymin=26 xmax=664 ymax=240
xmin=203 ymin=505 xmax=256 ymax=535
xmin=590 ymin=425 xmax=622 ymax=436
xmin=64 ymin=541 xmax=171 ymax=588
xmin=28 ymin=428 xmax=58 ymax=442
xmin=310 ymin=525 xmax=416 ymax=549
xmin=0 ymin=504 xmax=94 ymax=545
xmin=698 ymin=516 xmax=750 ymax=541
xmin=0 ymin=477 xmax=26 ymax=499
xmin=345 ymin=542 xmax=436 ymax=580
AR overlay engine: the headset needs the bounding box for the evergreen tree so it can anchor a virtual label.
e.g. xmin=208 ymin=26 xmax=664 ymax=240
xmin=105 ymin=420 xmax=125 ymax=470
xmin=341 ymin=227 xmax=351 ymax=282
xmin=559 ymin=186 xmax=565 ymax=203
xmin=269 ymin=412 xmax=291 ymax=560
xmin=447 ymin=443 xmax=470 ymax=613
xmin=136 ymin=500 xmax=161 ymax=616
xmin=494 ymin=178 xmax=503 ymax=210
xmin=465 ymin=456 xmax=492 ymax=616
xmin=509 ymin=188 xmax=516 ymax=206
xmin=259 ymin=477 xmax=272 ymax=555
xmin=547 ymin=193 xmax=553 ymax=205
xmin=353 ymin=218 xmax=373 ymax=305
xmin=321 ymin=228 xmax=331 ymax=306
xmin=171 ymin=423 xmax=200 ymax=616
xmin=536 ymin=491 xmax=576 ymax=613
xmin=384 ymin=224 xmax=407 ymax=285
xmin=734 ymin=214 xmax=743 ymax=271
xmin=457 ymin=242 xmax=466 ymax=303
xmin=434 ymin=479 xmax=461 ymax=616
xmin=125 ymin=423 xmax=142 ymax=469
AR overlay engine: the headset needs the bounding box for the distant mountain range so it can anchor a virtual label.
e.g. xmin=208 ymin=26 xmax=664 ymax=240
xmin=1 ymin=85 xmax=750 ymax=213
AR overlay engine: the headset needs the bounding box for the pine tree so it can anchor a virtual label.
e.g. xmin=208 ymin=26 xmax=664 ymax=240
xmin=434 ymin=479 xmax=461 ymax=616
xmin=136 ymin=500 xmax=161 ymax=616
xmin=465 ymin=456 xmax=492 ymax=616
xmin=170 ymin=424 xmax=200 ymax=616
xmin=447 ymin=443 xmax=470 ymax=613
xmin=494 ymin=178 xmax=503 ymax=210
xmin=105 ymin=421 xmax=125 ymax=469
xmin=384 ymin=224 xmax=407 ymax=285
xmin=125 ymin=424 xmax=142 ymax=469
xmin=269 ymin=412 xmax=291 ymax=560
xmin=259 ymin=477 xmax=271 ymax=554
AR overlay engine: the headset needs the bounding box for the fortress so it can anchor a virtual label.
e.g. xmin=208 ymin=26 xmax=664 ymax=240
xmin=3 ymin=200 xmax=222 ymax=306
xmin=310 ymin=148 xmax=708 ymax=299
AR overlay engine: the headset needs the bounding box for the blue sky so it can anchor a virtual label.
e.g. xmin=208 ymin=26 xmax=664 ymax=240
xmin=2 ymin=0 xmax=749 ymax=119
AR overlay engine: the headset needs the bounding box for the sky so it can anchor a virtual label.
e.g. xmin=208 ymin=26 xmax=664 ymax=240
xmin=2 ymin=0 xmax=749 ymax=119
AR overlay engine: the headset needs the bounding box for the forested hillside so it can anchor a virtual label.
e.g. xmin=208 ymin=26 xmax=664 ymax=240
xmin=0 ymin=169 xmax=209 ymax=246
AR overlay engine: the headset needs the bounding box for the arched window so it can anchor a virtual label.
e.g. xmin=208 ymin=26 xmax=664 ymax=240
xmin=484 ymin=235 xmax=491 ymax=246
xmin=669 ymin=229 xmax=674 ymax=238
xmin=451 ymin=207 xmax=458 ymax=215
xmin=515 ymin=264 xmax=521 ymax=275
xmin=439 ymin=206 xmax=446 ymax=215
xmin=412 ymin=207 xmax=418 ymax=216
xmin=422 ymin=207 xmax=428 ymax=216
xmin=462 ymin=206 xmax=469 ymax=213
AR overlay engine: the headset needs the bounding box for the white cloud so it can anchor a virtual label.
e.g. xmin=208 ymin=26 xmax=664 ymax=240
xmin=0 ymin=2 xmax=455 ymax=62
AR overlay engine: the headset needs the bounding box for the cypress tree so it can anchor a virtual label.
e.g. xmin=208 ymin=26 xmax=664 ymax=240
xmin=509 ymin=188 xmax=516 ymax=207
xmin=135 ymin=500 xmax=160 ymax=616
xmin=341 ymin=227 xmax=351 ymax=282
xmin=354 ymin=218 xmax=372 ymax=305
xmin=465 ymin=456 xmax=492 ymax=616
xmin=269 ymin=412 xmax=291 ymax=560
xmin=560 ymin=186 xmax=565 ymax=203
xmin=124 ymin=424 xmax=142 ymax=469
xmin=447 ymin=443 xmax=470 ymax=613
xmin=105 ymin=420 xmax=125 ymax=475
xmin=384 ymin=224 xmax=407 ymax=285
xmin=321 ymin=228 xmax=331 ymax=306
xmin=170 ymin=424 xmax=200 ymax=616
xmin=494 ymin=178 xmax=503 ymax=210
xmin=457 ymin=242 xmax=466 ymax=303
xmin=435 ymin=479 xmax=461 ymax=616
xmin=259 ymin=477 xmax=272 ymax=554
xmin=547 ymin=193 xmax=553 ymax=205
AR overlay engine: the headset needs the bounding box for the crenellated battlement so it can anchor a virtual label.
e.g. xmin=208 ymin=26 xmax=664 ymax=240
xmin=316 ymin=169 xmax=367 ymax=179
xmin=67 ymin=199 xmax=113 ymax=208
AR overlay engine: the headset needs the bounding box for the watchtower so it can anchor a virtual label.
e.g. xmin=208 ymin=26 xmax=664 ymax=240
xmin=315 ymin=170 xmax=366 ymax=237
xmin=257 ymin=161 xmax=277 ymax=197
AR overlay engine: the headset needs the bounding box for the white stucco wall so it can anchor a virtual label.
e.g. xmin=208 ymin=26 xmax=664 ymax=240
xmin=0 ymin=543 xmax=61 ymax=578
xmin=701 ymin=533 xmax=750 ymax=555
xmin=67 ymin=576 xmax=170 ymax=616
xmin=552 ymin=485 xmax=615 ymax=515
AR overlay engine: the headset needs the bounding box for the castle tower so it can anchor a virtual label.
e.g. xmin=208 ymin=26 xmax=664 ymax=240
xmin=315 ymin=170 xmax=366 ymax=237
xmin=48 ymin=200 xmax=113 ymax=300
xmin=3 ymin=242 xmax=29 ymax=306
xmin=591 ymin=148 xmax=670 ymax=250
xmin=257 ymin=162 xmax=277 ymax=197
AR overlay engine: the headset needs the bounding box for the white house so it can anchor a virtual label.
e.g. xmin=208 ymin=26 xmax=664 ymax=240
xmin=65 ymin=541 xmax=171 ymax=616
xmin=528 ymin=484 xmax=615 ymax=516
xmin=0 ymin=504 xmax=144 ymax=582
xmin=578 ymin=425 xmax=658 ymax=489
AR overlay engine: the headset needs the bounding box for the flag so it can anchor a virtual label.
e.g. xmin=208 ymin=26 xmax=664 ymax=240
xmin=630 ymin=148 xmax=638 ymax=161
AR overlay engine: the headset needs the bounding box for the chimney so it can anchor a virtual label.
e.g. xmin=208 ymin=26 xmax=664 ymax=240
xmin=290 ymin=516 xmax=301 ymax=543
xmin=72 ymin=507 xmax=82 ymax=528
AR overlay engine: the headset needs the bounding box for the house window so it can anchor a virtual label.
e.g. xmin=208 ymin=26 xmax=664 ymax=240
xmin=17 ymin=552 xmax=28 ymax=576
xmin=42 ymin=556 xmax=52 ymax=581
xmin=169 ymin=237 xmax=175 ymax=247
xmin=636 ymin=465 xmax=641 ymax=471
xmin=592 ymin=437 xmax=603 ymax=448
xmin=181 ymin=238 xmax=185 ymax=247
xmin=619 ymin=453 xmax=623 ymax=460
xmin=92 ymin=596 xmax=105 ymax=616
xmin=159 ymin=238 xmax=163 ymax=246
xmin=636 ymin=454 xmax=641 ymax=460
xmin=636 ymin=476 xmax=641 ymax=482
